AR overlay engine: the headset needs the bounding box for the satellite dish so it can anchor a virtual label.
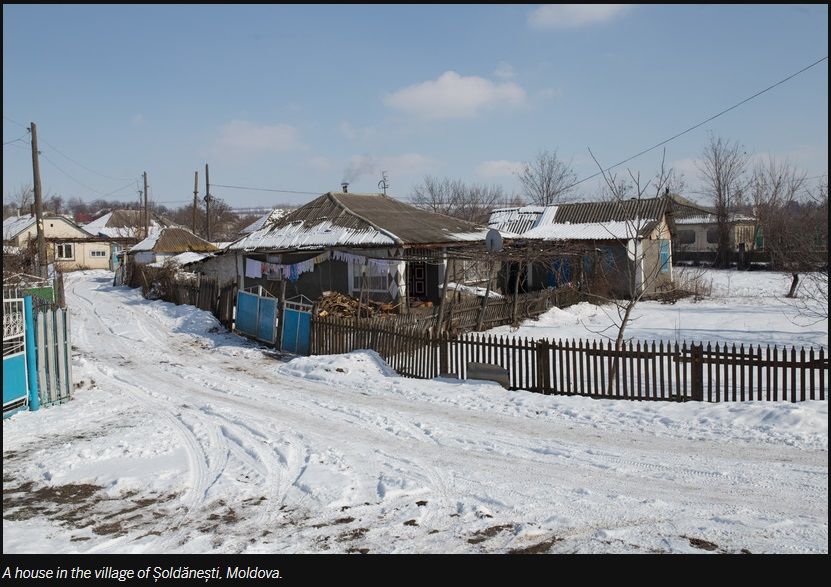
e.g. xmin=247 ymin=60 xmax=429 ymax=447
xmin=485 ymin=228 xmax=503 ymax=252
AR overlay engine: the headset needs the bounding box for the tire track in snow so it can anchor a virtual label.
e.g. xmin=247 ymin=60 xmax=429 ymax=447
xmin=62 ymin=271 xmax=827 ymax=552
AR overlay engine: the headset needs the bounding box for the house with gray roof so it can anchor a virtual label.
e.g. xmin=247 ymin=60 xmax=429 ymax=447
xmin=210 ymin=190 xmax=491 ymax=308
xmin=488 ymin=195 xmax=676 ymax=297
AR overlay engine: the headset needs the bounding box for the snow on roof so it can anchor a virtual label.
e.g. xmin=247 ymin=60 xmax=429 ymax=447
xmin=230 ymin=192 xmax=488 ymax=252
xmin=131 ymin=231 xmax=160 ymax=252
xmin=130 ymin=228 xmax=218 ymax=253
xmin=3 ymin=215 xmax=35 ymax=240
xmin=147 ymin=251 xmax=210 ymax=268
xmin=675 ymin=213 xmax=755 ymax=225
xmin=84 ymin=210 xmax=175 ymax=238
xmin=522 ymin=219 xmax=650 ymax=241
xmin=231 ymin=219 xmax=396 ymax=251
xmin=240 ymin=209 xmax=291 ymax=235
xmin=488 ymin=206 xmax=547 ymax=235
xmin=489 ymin=198 xmax=666 ymax=240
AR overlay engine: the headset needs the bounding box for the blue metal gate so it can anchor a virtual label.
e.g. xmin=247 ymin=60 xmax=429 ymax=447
xmin=3 ymin=296 xmax=36 ymax=418
xmin=235 ymin=288 xmax=279 ymax=344
xmin=281 ymin=297 xmax=313 ymax=355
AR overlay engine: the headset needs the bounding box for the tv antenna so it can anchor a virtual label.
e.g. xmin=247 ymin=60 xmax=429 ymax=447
xmin=378 ymin=171 xmax=389 ymax=195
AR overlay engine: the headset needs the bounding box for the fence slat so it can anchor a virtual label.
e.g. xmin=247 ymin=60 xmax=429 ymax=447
xmin=65 ymin=311 xmax=74 ymax=404
xmin=307 ymin=316 xmax=828 ymax=404
xmin=45 ymin=310 xmax=57 ymax=405
xmin=55 ymin=309 xmax=69 ymax=404
xmin=36 ymin=312 xmax=47 ymax=402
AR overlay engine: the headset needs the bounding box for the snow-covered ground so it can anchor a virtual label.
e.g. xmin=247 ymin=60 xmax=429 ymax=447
xmin=488 ymin=268 xmax=828 ymax=348
xmin=2 ymin=270 xmax=827 ymax=553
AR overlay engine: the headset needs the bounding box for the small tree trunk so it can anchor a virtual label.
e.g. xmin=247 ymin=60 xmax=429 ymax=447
xmin=786 ymin=272 xmax=799 ymax=298
xmin=607 ymin=300 xmax=636 ymax=394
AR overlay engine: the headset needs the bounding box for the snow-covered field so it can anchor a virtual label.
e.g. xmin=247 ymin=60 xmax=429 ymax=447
xmin=489 ymin=268 xmax=828 ymax=348
xmin=2 ymin=270 xmax=827 ymax=554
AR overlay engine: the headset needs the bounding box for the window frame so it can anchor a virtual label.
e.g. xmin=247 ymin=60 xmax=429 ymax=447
xmin=55 ymin=243 xmax=75 ymax=260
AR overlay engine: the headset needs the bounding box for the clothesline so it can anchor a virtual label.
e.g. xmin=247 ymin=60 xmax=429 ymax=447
xmin=244 ymin=250 xmax=403 ymax=282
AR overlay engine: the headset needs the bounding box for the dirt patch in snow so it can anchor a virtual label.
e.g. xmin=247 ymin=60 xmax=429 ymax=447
xmin=467 ymin=524 xmax=515 ymax=544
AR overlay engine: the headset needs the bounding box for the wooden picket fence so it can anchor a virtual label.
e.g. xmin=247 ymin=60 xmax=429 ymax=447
xmin=311 ymin=316 xmax=828 ymax=402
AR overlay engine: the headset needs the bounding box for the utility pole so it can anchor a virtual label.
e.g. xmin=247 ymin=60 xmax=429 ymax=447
xmin=204 ymin=163 xmax=212 ymax=242
xmin=193 ymin=170 xmax=199 ymax=234
xmin=29 ymin=122 xmax=48 ymax=276
xmin=143 ymin=171 xmax=149 ymax=239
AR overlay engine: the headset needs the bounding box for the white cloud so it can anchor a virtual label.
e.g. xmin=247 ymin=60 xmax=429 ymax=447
xmin=528 ymin=5 xmax=631 ymax=29
xmin=210 ymin=120 xmax=304 ymax=161
xmin=384 ymin=71 xmax=527 ymax=120
xmin=475 ymin=160 xmax=524 ymax=179
xmin=342 ymin=153 xmax=438 ymax=185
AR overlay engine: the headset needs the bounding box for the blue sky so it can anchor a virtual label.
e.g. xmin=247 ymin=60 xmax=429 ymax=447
xmin=3 ymin=4 xmax=828 ymax=210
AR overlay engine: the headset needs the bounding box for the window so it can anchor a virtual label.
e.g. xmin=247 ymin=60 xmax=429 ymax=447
xmin=659 ymin=240 xmax=670 ymax=273
xmin=678 ymin=230 xmax=695 ymax=245
xmin=706 ymin=228 xmax=719 ymax=244
xmin=351 ymin=259 xmax=392 ymax=293
xmin=55 ymin=243 xmax=74 ymax=260
xmin=90 ymin=250 xmax=107 ymax=257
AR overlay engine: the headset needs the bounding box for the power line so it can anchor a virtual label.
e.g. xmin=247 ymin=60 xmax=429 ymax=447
xmin=567 ymin=55 xmax=829 ymax=190
xmin=38 ymin=137 xmax=134 ymax=182
xmin=3 ymin=132 xmax=30 ymax=146
xmin=3 ymin=116 xmax=29 ymax=130
xmin=211 ymin=183 xmax=321 ymax=196
xmin=40 ymin=152 xmax=111 ymax=196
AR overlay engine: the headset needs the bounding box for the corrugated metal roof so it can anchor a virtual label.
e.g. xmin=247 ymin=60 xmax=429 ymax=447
xmin=488 ymin=206 xmax=546 ymax=234
xmin=229 ymin=192 xmax=488 ymax=252
xmin=488 ymin=197 xmax=668 ymax=240
xmin=131 ymin=227 xmax=218 ymax=253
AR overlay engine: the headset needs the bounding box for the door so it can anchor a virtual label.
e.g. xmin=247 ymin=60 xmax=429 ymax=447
xmin=407 ymin=262 xmax=427 ymax=299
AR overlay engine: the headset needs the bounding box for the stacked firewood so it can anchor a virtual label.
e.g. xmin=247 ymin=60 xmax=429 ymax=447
xmin=315 ymin=291 xmax=398 ymax=318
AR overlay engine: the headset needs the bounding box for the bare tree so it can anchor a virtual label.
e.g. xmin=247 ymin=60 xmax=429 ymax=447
xmin=410 ymin=176 xmax=513 ymax=224
xmin=580 ymin=150 xmax=680 ymax=394
xmin=3 ymin=184 xmax=34 ymax=219
xmin=516 ymin=149 xmax=577 ymax=206
xmin=697 ymin=134 xmax=749 ymax=267
xmin=749 ymin=156 xmax=809 ymax=296
xmin=585 ymin=149 xmax=675 ymax=346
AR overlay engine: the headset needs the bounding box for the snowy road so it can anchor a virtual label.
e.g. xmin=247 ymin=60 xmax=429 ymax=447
xmin=3 ymin=270 xmax=827 ymax=553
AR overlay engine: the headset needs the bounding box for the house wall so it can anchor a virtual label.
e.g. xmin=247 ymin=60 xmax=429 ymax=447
xmin=240 ymin=259 xmax=353 ymax=302
xmin=639 ymin=238 xmax=672 ymax=295
xmin=133 ymin=251 xmax=157 ymax=265
xmin=674 ymin=222 xmax=756 ymax=254
xmin=192 ymin=253 xmax=238 ymax=287
xmin=51 ymin=241 xmax=111 ymax=271
xmin=15 ymin=218 xmax=89 ymax=246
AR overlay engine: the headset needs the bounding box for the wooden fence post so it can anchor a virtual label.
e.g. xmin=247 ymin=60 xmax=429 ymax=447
xmin=690 ymin=344 xmax=704 ymax=401
xmin=536 ymin=339 xmax=550 ymax=394
xmin=439 ymin=333 xmax=450 ymax=376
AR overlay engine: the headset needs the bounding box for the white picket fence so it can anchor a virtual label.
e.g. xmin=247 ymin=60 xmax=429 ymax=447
xmin=35 ymin=308 xmax=73 ymax=407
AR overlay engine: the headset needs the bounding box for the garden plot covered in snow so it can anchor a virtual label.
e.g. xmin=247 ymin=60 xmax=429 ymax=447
xmin=487 ymin=269 xmax=828 ymax=349
xmin=2 ymin=270 xmax=827 ymax=554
